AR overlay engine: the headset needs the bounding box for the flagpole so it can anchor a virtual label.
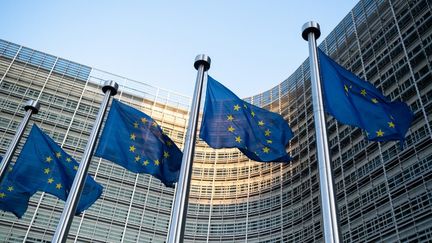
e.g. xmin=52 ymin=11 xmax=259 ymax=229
xmin=167 ymin=54 xmax=211 ymax=243
xmin=52 ymin=80 xmax=118 ymax=243
xmin=0 ymin=99 xmax=40 ymax=183
xmin=302 ymin=21 xmax=341 ymax=243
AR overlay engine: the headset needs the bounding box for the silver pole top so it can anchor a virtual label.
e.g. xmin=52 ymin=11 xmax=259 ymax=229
xmin=102 ymin=80 xmax=119 ymax=96
xmin=24 ymin=100 xmax=40 ymax=114
xmin=302 ymin=21 xmax=321 ymax=41
xmin=194 ymin=54 xmax=211 ymax=71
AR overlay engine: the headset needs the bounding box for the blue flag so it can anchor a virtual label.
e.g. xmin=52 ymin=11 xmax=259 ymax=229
xmin=94 ymin=99 xmax=183 ymax=187
xmin=200 ymin=76 xmax=293 ymax=162
xmin=0 ymin=125 xmax=103 ymax=218
xmin=318 ymin=49 xmax=413 ymax=142
xmin=0 ymin=177 xmax=32 ymax=218
xmin=0 ymin=155 xmax=32 ymax=218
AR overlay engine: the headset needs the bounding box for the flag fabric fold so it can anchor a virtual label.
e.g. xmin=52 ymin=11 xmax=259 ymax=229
xmin=94 ymin=99 xmax=183 ymax=187
xmin=200 ymin=76 xmax=293 ymax=162
xmin=0 ymin=155 xmax=32 ymax=218
xmin=0 ymin=125 xmax=103 ymax=218
xmin=0 ymin=176 xmax=32 ymax=218
xmin=318 ymin=49 xmax=413 ymax=142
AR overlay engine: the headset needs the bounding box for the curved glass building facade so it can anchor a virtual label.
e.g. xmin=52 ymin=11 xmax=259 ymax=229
xmin=0 ymin=0 xmax=432 ymax=242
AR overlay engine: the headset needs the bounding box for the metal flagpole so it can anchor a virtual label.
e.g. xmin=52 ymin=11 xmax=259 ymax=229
xmin=52 ymin=80 xmax=118 ymax=243
xmin=0 ymin=99 xmax=40 ymax=183
xmin=302 ymin=21 xmax=341 ymax=243
xmin=167 ymin=54 xmax=211 ymax=243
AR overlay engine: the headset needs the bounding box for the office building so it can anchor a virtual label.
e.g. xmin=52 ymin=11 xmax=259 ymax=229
xmin=0 ymin=0 xmax=431 ymax=242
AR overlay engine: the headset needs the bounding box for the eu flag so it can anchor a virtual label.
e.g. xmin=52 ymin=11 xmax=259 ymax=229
xmin=0 ymin=176 xmax=32 ymax=218
xmin=0 ymin=155 xmax=33 ymax=218
xmin=200 ymin=76 xmax=293 ymax=162
xmin=318 ymin=49 xmax=413 ymax=142
xmin=94 ymin=99 xmax=183 ymax=187
xmin=0 ymin=125 xmax=103 ymax=218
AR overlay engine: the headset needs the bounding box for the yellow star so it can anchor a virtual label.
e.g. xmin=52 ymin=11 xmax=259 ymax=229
xmin=129 ymin=145 xmax=136 ymax=152
xmin=48 ymin=178 xmax=54 ymax=184
xmin=133 ymin=122 xmax=139 ymax=128
xmin=135 ymin=155 xmax=141 ymax=162
xmin=264 ymin=129 xmax=271 ymax=136
xmin=388 ymin=122 xmax=395 ymax=128
xmin=371 ymin=98 xmax=378 ymax=104
xmin=66 ymin=157 xmax=72 ymax=163
xmin=243 ymin=104 xmax=247 ymax=108
xmin=164 ymin=151 xmax=170 ymax=158
xmin=130 ymin=133 xmax=136 ymax=140
xmin=166 ymin=141 xmax=173 ymax=147
xmin=376 ymin=129 xmax=384 ymax=137
xmin=74 ymin=165 xmax=78 ymax=170
xmin=266 ymin=139 xmax=273 ymax=144
xmin=7 ymin=186 xmax=13 ymax=192
xmin=262 ymin=147 xmax=270 ymax=153
xmin=228 ymin=126 xmax=235 ymax=132
xmin=227 ymin=115 xmax=234 ymax=121
xmin=56 ymin=152 xmax=62 ymax=158
xmin=44 ymin=168 xmax=50 ymax=174
xmin=258 ymin=121 xmax=264 ymax=126
xmin=154 ymin=160 xmax=160 ymax=166
xmin=235 ymin=136 xmax=242 ymax=143
xmin=143 ymin=160 xmax=149 ymax=166
xmin=360 ymin=89 xmax=367 ymax=96
xmin=0 ymin=193 xmax=5 ymax=198
xmin=251 ymin=111 xmax=256 ymax=117
xmin=141 ymin=117 xmax=148 ymax=124
xmin=344 ymin=85 xmax=349 ymax=92
xmin=233 ymin=104 xmax=241 ymax=111
xmin=152 ymin=122 xmax=158 ymax=127
xmin=46 ymin=156 xmax=53 ymax=163
xmin=56 ymin=183 xmax=62 ymax=189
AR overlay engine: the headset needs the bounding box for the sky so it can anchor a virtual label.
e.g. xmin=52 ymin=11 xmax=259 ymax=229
xmin=0 ymin=1 xmax=358 ymax=98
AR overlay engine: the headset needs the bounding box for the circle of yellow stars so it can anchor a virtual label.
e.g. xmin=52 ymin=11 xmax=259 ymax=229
xmin=1 ymin=151 xmax=79 ymax=200
xmin=42 ymin=152 xmax=78 ymax=192
xmin=343 ymin=82 xmax=397 ymax=139
xmin=225 ymin=103 xmax=272 ymax=156
xmin=129 ymin=117 xmax=176 ymax=168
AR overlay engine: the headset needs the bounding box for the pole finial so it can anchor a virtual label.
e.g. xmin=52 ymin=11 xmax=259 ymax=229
xmin=194 ymin=54 xmax=211 ymax=71
xmin=24 ymin=100 xmax=40 ymax=114
xmin=302 ymin=21 xmax=321 ymax=41
xmin=102 ymin=80 xmax=119 ymax=96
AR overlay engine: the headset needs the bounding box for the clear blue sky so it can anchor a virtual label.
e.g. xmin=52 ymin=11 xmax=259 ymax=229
xmin=1 ymin=1 xmax=358 ymax=98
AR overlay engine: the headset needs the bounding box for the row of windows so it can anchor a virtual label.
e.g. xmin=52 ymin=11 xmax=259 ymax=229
xmin=0 ymin=39 xmax=91 ymax=81
xmin=0 ymin=54 xmax=190 ymax=243
xmin=323 ymin=1 xmax=432 ymax=243
xmin=1 ymin=0 xmax=432 ymax=242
